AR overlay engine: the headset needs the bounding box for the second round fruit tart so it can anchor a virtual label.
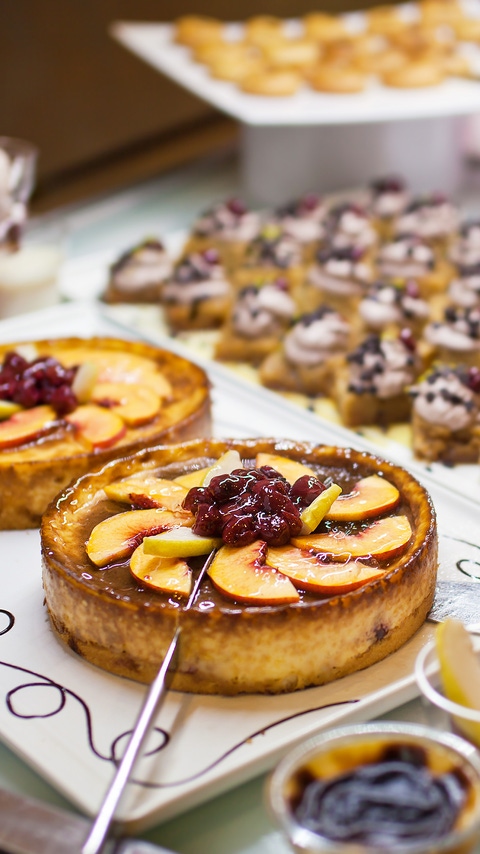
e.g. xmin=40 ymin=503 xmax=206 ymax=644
xmin=41 ymin=437 xmax=438 ymax=696
xmin=0 ymin=337 xmax=211 ymax=529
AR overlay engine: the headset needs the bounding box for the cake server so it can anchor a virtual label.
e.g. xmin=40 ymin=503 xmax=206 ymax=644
xmin=428 ymin=580 xmax=480 ymax=634
xmin=0 ymin=787 xmax=175 ymax=854
xmin=81 ymin=549 xmax=217 ymax=854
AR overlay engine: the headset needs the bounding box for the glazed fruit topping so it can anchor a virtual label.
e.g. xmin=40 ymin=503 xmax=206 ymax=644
xmin=0 ymin=351 xmax=77 ymax=414
xmin=182 ymin=466 xmax=327 ymax=547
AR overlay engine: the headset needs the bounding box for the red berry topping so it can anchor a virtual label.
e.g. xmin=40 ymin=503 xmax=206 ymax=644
xmin=183 ymin=466 xmax=326 ymax=547
xmin=0 ymin=351 xmax=78 ymax=415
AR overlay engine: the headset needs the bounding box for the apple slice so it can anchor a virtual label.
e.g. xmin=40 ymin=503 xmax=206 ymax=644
xmin=202 ymin=449 xmax=243 ymax=486
xmin=143 ymin=526 xmax=222 ymax=558
xmin=208 ymin=541 xmax=299 ymax=605
xmin=255 ymin=452 xmax=316 ymax=483
xmin=0 ymin=404 xmax=57 ymax=449
xmin=86 ymin=507 xmax=192 ymax=567
xmin=300 ymin=482 xmax=342 ymax=534
xmin=71 ymin=360 xmax=99 ymax=403
xmin=0 ymin=399 xmax=23 ymax=421
xmin=174 ymin=467 xmax=210 ymax=489
xmin=92 ymin=382 xmax=161 ymax=427
xmin=326 ymin=475 xmax=400 ymax=522
xmin=266 ymin=545 xmax=386 ymax=594
xmin=435 ymin=619 xmax=480 ymax=746
xmin=292 ymin=515 xmax=412 ymax=561
xmin=65 ymin=404 xmax=126 ymax=450
xmin=104 ymin=477 xmax=188 ymax=510
xmin=130 ymin=544 xmax=192 ymax=597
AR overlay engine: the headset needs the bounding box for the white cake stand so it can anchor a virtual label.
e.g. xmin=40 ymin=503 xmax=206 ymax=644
xmin=111 ymin=19 xmax=480 ymax=203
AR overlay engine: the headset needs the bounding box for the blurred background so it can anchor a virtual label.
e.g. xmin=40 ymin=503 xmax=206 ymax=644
xmin=1 ymin=1 xmax=395 ymax=214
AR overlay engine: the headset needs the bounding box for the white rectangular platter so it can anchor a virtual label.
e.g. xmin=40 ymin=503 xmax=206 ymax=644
xmin=111 ymin=11 xmax=480 ymax=127
xmin=0 ymin=302 xmax=480 ymax=831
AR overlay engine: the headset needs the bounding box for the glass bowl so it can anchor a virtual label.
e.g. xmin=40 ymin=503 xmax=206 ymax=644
xmin=266 ymin=722 xmax=480 ymax=854
xmin=415 ymin=638 xmax=480 ymax=749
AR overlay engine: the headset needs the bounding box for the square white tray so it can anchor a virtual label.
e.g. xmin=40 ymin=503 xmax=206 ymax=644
xmin=0 ymin=302 xmax=479 ymax=831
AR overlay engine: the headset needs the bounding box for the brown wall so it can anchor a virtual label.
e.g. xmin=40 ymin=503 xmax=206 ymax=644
xmin=1 ymin=1 xmax=386 ymax=186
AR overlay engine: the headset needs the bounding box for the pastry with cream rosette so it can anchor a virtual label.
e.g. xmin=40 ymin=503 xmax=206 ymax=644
xmin=215 ymin=278 xmax=296 ymax=365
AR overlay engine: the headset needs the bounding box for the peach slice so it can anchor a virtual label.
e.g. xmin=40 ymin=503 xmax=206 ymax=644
xmin=65 ymin=404 xmax=126 ymax=450
xmin=174 ymin=467 xmax=210 ymax=489
xmin=326 ymin=475 xmax=400 ymax=522
xmin=255 ymin=452 xmax=316 ymax=483
xmin=86 ymin=507 xmax=192 ymax=567
xmin=92 ymin=382 xmax=161 ymax=427
xmin=208 ymin=541 xmax=300 ymax=605
xmin=0 ymin=405 xmax=57 ymax=449
xmin=104 ymin=477 xmax=188 ymax=510
xmin=292 ymin=515 xmax=412 ymax=561
xmin=266 ymin=545 xmax=386 ymax=594
xmin=141 ymin=371 xmax=172 ymax=399
xmin=130 ymin=544 xmax=192 ymax=597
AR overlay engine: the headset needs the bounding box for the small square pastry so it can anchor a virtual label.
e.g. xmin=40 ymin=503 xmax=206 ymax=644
xmin=423 ymin=304 xmax=480 ymax=367
xmin=448 ymin=219 xmax=480 ymax=268
xmin=358 ymin=278 xmax=431 ymax=339
xmin=233 ymin=223 xmax=305 ymax=292
xmin=324 ymin=202 xmax=379 ymax=255
xmin=446 ymin=262 xmax=480 ymax=308
xmin=103 ymin=238 xmax=173 ymax=304
xmin=393 ymin=192 xmax=460 ymax=251
xmin=374 ymin=233 xmax=452 ymax=297
xmin=183 ymin=198 xmax=262 ymax=269
xmin=161 ymin=248 xmax=233 ymax=331
xmin=332 ymin=331 xmax=423 ymax=427
xmin=259 ymin=305 xmax=352 ymax=396
xmin=299 ymin=245 xmax=374 ymax=317
xmin=410 ymin=364 xmax=480 ymax=463
xmin=366 ymin=175 xmax=410 ymax=240
xmin=214 ymin=278 xmax=296 ymax=365
xmin=272 ymin=193 xmax=327 ymax=262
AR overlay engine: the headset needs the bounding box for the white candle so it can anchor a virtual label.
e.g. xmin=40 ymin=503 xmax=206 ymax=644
xmin=0 ymin=244 xmax=63 ymax=318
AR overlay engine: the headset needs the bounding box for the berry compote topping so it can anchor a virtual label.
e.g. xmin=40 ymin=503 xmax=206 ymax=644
xmin=183 ymin=465 xmax=326 ymax=547
xmin=0 ymin=351 xmax=78 ymax=415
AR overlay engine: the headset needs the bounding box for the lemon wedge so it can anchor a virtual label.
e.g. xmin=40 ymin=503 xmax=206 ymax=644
xmin=143 ymin=527 xmax=221 ymax=557
xmin=300 ymin=482 xmax=342 ymax=534
xmin=435 ymin=618 xmax=480 ymax=745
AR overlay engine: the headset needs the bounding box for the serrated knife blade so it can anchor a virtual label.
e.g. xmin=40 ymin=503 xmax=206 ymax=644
xmin=428 ymin=580 xmax=480 ymax=633
xmin=0 ymin=787 xmax=175 ymax=854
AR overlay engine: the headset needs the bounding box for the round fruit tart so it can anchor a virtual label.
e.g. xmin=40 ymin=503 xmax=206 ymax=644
xmin=0 ymin=337 xmax=211 ymax=529
xmin=41 ymin=438 xmax=437 ymax=695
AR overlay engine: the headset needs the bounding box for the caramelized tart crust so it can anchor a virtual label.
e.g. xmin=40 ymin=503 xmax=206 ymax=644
xmin=0 ymin=337 xmax=211 ymax=529
xmin=41 ymin=438 xmax=437 ymax=695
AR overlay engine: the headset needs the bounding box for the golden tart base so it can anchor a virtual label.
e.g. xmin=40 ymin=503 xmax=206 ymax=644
xmin=41 ymin=438 xmax=438 ymax=695
xmin=0 ymin=337 xmax=211 ymax=529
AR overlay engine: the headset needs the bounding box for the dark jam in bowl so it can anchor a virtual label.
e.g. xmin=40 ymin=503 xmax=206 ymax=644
xmin=288 ymin=741 xmax=476 ymax=849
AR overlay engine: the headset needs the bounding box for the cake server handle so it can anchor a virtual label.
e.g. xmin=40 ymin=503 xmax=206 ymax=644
xmin=81 ymin=549 xmax=217 ymax=854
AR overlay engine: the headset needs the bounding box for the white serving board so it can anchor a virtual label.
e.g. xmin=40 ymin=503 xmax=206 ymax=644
xmin=0 ymin=302 xmax=480 ymax=831
xmin=111 ymin=13 xmax=480 ymax=127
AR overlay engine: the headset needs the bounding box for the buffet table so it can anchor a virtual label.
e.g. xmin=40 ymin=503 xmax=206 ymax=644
xmin=1 ymin=153 xmax=480 ymax=853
